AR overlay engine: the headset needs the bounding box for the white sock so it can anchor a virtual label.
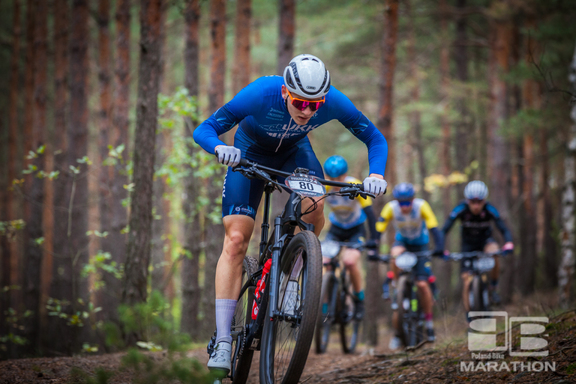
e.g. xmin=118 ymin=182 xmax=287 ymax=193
xmin=215 ymin=299 xmax=237 ymax=344
xmin=426 ymin=320 xmax=434 ymax=329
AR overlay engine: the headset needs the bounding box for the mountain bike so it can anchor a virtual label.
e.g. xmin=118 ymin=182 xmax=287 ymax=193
xmin=370 ymin=251 xmax=432 ymax=349
xmin=445 ymin=251 xmax=504 ymax=312
xmin=207 ymin=158 xmax=375 ymax=384
xmin=315 ymin=241 xmax=364 ymax=354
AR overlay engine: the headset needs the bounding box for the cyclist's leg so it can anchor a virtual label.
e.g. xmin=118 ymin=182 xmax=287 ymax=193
xmin=341 ymin=224 xmax=365 ymax=295
xmin=412 ymin=244 xmax=434 ymax=339
xmin=460 ymin=242 xmax=477 ymax=314
xmin=209 ymin=161 xmax=263 ymax=370
xmin=484 ymin=239 xmax=500 ymax=302
xmin=390 ymin=243 xmax=406 ymax=334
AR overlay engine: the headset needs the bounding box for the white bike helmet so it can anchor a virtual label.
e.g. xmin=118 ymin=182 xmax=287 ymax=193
xmin=283 ymin=54 xmax=330 ymax=98
xmin=464 ymin=180 xmax=489 ymax=200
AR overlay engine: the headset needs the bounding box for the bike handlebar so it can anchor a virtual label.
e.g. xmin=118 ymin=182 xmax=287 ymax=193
xmin=444 ymin=250 xmax=506 ymax=261
xmin=233 ymin=157 xmax=378 ymax=199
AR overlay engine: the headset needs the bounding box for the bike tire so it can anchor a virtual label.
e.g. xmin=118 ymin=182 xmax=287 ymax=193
xmin=469 ymin=277 xmax=482 ymax=312
xmin=315 ymin=272 xmax=337 ymax=354
xmin=396 ymin=275 xmax=411 ymax=348
xmin=230 ymin=256 xmax=258 ymax=384
xmin=339 ymin=272 xmax=360 ymax=354
xmin=259 ymin=231 xmax=322 ymax=384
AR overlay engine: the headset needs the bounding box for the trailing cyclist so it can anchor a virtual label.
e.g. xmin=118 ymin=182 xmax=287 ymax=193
xmin=193 ymin=54 xmax=388 ymax=373
xmin=323 ymin=155 xmax=380 ymax=320
xmin=375 ymin=183 xmax=443 ymax=350
xmin=441 ymin=180 xmax=514 ymax=312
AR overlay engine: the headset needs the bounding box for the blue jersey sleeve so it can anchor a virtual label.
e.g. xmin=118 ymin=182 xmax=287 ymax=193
xmin=193 ymin=81 xmax=265 ymax=154
xmin=442 ymin=202 xmax=466 ymax=234
xmin=486 ymin=203 xmax=513 ymax=242
xmin=328 ymin=88 xmax=388 ymax=176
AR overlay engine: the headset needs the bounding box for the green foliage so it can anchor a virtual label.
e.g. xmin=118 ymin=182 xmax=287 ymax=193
xmin=0 ymin=305 xmax=30 ymax=351
xmin=82 ymin=250 xmax=123 ymax=291
xmin=115 ymin=290 xmax=191 ymax=352
xmin=46 ymin=297 xmax=102 ymax=328
xmin=0 ymin=219 xmax=26 ymax=238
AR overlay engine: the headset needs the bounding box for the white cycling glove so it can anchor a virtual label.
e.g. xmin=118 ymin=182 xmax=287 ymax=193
xmin=363 ymin=176 xmax=387 ymax=197
xmin=215 ymin=145 xmax=241 ymax=167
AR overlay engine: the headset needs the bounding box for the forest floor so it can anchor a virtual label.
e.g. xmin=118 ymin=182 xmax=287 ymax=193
xmin=1 ymin=291 xmax=575 ymax=384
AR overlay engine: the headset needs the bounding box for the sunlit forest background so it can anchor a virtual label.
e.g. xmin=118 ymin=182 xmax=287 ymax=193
xmin=1 ymin=0 xmax=576 ymax=360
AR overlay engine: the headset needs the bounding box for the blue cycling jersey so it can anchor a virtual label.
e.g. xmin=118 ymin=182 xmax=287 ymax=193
xmin=193 ymin=76 xmax=388 ymax=176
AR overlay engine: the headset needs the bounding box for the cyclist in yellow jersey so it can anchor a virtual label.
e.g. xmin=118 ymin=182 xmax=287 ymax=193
xmin=376 ymin=183 xmax=443 ymax=349
xmin=323 ymin=156 xmax=380 ymax=320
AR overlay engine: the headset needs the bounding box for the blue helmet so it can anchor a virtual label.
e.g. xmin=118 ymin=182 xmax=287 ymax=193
xmin=393 ymin=183 xmax=415 ymax=200
xmin=323 ymin=155 xmax=348 ymax=178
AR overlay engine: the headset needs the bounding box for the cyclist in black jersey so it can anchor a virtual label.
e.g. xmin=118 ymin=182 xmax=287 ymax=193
xmin=441 ymin=181 xmax=514 ymax=308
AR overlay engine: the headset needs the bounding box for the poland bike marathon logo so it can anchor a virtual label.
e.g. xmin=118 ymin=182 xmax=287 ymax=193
xmin=460 ymin=311 xmax=556 ymax=373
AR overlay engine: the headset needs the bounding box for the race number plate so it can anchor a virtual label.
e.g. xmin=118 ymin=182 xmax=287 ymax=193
xmin=285 ymin=174 xmax=326 ymax=197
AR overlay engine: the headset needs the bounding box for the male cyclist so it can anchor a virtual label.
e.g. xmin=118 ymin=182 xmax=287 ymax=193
xmin=193 ymin=54 xmax=388 ymax=372
xmin=441 ymin=180 xmax=514 ymax=310
xmin=375 ymin=183 xmax=443 ymax=349
xmin=322 ymin=155 xmax=380 ymax=320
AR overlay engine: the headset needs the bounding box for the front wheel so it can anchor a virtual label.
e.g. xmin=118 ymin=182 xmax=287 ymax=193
xmin=339 ymin=271 xmax=360 ymax=354
xmin=315 ymin=272 xmax=337 ymax=354
xmin=259 ymin=231 xmax=322 ymax=384
xmin=229 ymin=256 xmax=258 ymax=384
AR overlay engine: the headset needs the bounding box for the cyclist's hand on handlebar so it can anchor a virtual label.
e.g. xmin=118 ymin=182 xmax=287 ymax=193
xmin=432 ymin=249 xmax=444 ymax=257
xmin=365 ymin=239 xmax=379 ymax=258
xmin=502 ymin=242 xmax=514 ymax=255
xmin=367 ymin=253 xmax=380 ymax=262
xmin=363 ymin=176 xmax=387 ymax=197
xmin=215 ymin=145 xmax=241 ymax=167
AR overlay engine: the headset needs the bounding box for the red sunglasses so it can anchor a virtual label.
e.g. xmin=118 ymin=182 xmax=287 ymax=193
xmin=287 ymin=90 xmax=325 ymax=111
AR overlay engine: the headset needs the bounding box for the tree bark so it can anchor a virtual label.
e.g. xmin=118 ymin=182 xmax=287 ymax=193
xmin=277 ymin=0 xmax=295 ymax=76
xmin=22 ymin=0 xmax=48 ymax=356
xmin=454 ymin=0 xmax=469 ymax=197
xmin=208 ymin=0 xmax=226 ymax=115
xmin=122 ymin=0 xmax=162 ymax=343
xmin=369 ymin=0 xmax=399 ymax=347
xmin=181 ymin=0 xmax=201 ymax=338
xmin=437 ymin=0 xmax=453 ymax=307
xmin=558 ymin=42 xmax=576 ymax=307
xmin=3 ymin=0 xmax=22 ymax=353
xmin=48 ymin=0 xmax=70 ymax=355
xmin=68 ymin=0 xmax=91 ymax=352
xmin=487 ymin=9 xmax=512 ymax=300
xmin=99 ymin=0 xmax=131 ymax=327
xmin=541 ymin=129 xmax=558 ymax=288
xmin=233 ymin=0 xmax=251 ymax=94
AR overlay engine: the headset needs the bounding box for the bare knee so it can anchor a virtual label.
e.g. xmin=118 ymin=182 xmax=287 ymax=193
xmin=416 ymin=280 xmax=428 ymax=290
xmin=342 ymin=249 xmax=360 ymax=268
xmin=223 ymin=230 xmax=250 ymax=263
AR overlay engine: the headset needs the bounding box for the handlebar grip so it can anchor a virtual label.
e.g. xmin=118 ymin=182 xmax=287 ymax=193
xmin=238 ymin=158 xmax=249 ymax=167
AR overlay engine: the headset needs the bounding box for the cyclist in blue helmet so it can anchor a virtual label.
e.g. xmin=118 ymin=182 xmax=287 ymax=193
xmin=322 ymin=155 xmax=380 ymax=320
xmin=193 ymin=54 xmax=389 ymax=372
xmin=376 ymin=182 xmax=443 ymax=349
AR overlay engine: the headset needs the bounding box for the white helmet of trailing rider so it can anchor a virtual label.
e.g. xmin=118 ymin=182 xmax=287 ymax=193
xmin=464 ymin=180 xmax=489 ymax=200
xmin=283 ymin=54 xmax=331 ymax=98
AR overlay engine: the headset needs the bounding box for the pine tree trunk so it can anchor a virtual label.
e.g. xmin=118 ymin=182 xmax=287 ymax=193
xmin=208 ymin=0 xmax=226 ymax=115
xmin=99 ymin=0 xmax=131 ymax=328
xmin=233 ymin=0 xmax=251 ymax=94
xmin=437 ymin=0 xmax=453 ymax=307
xmin=454 ymin=0 xmax=469 ymax=197
xmin=68 ymin=0 xmax=91 ymax=352
xmin=96 ymin=0 xmax=116 ymax=335
xmin=22 ymin=0 xmax=48 ymax=356
xmin=151 ymin=2 xmax=168 ymax=295
xmin=369 ymin=0 xmax=399 ymax=347
xmin=48 ymin=0 xmax=70 ymax=355
xmin=3 ymin=0 xmax=22 ymax=355
xmin=122 ymin=0 xmax=162 ymax=343
xmin=487 ymin=12 xmax=512 ymax=300
xmin=558 ymin=42 xmax=576 ymax=307
xmin=541 ymin=129 xmax=558 ymax=288
xmin=181 ymin=0 xmax=201 ymax=338
xmin=277 ymin=0 xmax=295 ymax=75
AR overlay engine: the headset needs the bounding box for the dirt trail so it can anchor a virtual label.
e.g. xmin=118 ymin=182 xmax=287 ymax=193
xmin=1 ymin=294 xmax=575 ymax=383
